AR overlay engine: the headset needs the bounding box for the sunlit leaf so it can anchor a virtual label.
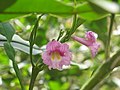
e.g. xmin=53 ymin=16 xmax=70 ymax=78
xmin=49 ymin=81 xmax=61 ymax=90
xmin=0 ymin=0 xmax=112 ymax=21
xmin=0 ymin=34 xmax=42 ymax=55
xmin=88 ymin=0 xmax=120 ymax=13
xmin=0 ymin=14 xmax=23 ymax=22
xmin=0 ymin=50 xmax=9 ymax=65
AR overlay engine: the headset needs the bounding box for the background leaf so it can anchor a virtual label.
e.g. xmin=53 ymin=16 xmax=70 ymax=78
xmin=88 ymin=0 xmax=120 ymax=13
xmin=0 ymin=0 xmax=112 ymax=21
xmin=0 ymin=22 xmax=15 ymax=42
xmin=0 ymin=34 xmax=42 ymax=55
xmin=4 ymin=43 xmax=15 ymax=61
xmin=76 ymin=3 xmax=108 ymax=21
xmin=0 ymin=0 xmax=16 ymax=11
xmin=84 ymin=18 xmax=107 ymax=45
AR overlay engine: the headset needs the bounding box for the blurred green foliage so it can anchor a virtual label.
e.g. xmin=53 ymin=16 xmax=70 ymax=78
xmin=0 ymin=0 xmax=120 ymax=90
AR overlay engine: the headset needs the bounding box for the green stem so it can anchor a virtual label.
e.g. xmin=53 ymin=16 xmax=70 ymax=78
xmin=29 ymin=15 xmax=43 ymax=66
xmin=105 ymin=14 xmax=115 ymax=59
xmin=29 ymin=15 xmax=44 ymax=90
xmin=105 ymin=0 xmax=117 ymax=59
xmin=60 ymin=14 xmax=77 ymax=43
xmin=30 ymin=43 xmax=35 ymax=67
xmin=74 ymin=0 xmax=77 ymax=6
xmin=29 ymin=67 xmax=40 ymax=90
xmin=80 ymin=50 xmax=120 ymax=90
xmin=69 ymin=14 xmax=77 ymax=35
xmin=60 ymin=14 xmax=85 ymax=43
xmin=13 ymin=61 xmax=25 ymax=90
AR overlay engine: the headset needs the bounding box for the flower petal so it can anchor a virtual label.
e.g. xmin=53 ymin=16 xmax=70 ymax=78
xmin=85 ymin=31 xmax=96 ymax=43
xmin=72 ymin=36 xmax=89 ymax=46
xmin=42 ymin=40 xmax=72 ymax=70
xmin=42 ymin=51 xmax=52 ymax=65
xmin=72 ymin=31 xmax=100 ymax=57
xmin=60 ymin=51 xmax=72 ymax=66
xmin=50 ymin=61 xmax=62 ymax=70
xmin=89 ymin=42 xmax=100 ymax=57
xmin=46 ymin=40 xmax=60 ymax=52
xmin=59 ymin=43 xmax=69 ymax=55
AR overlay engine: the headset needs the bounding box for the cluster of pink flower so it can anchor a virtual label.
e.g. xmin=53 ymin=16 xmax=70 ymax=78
xmin=42 ymin=31 xmax=100 ymax=70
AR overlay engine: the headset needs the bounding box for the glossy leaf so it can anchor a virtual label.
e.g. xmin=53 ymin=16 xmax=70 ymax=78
xmin=0 ymin=0 xmax=111 ymax=21
xmin=88 ymin=0 xmax=120 ymax=13
xmin=0 ymin=0 xmax=73 ymax=21
xmin=0 ymin=0 xmax=73 ymax=14
xmin=0 ymin=34 xmax=42 ymax=55
xmin=0 ymin=22 xmax=15 ymax=42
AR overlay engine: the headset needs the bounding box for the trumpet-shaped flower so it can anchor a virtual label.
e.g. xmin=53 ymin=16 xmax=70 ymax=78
xmin=72 ymin=31 xmax=100 ymax=57
xmin=42 ymin=40 xmax=72 ymax=70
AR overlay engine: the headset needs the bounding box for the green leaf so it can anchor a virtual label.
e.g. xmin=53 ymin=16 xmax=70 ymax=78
xmin=76 ymin=3 xmax=108 ymax=21
xmin=84 ymin=18 xmax=107 ymax=44
xmin=88 ymin=0 xmax=120 ymax=13
xmin=61 ymin=82 xmax=70 ymax=90
xmin=0 ymin=14 xmax=22 ymax=22
xmin=0 ymin=0 xmax=73 ymax=21
xmin=0 ymin=34 xmax=42 ymax=55
xmin=0 ymin=0 xmax=117 ymax=21
xmin=81 ymin=50 xmax=120 ymax=90
xmin=0 ymin=0 xmax=74 ymax=21
xmin=49 ymin=81 xmax=61 ymax=90
xmin=0 ymin=51 xmax=9 ymax=65
xmin=4 ymin=43 xmax=15 ymax=61
xmin=3 ymin=0 xmax=73 ymax=13
xmin=0 ymin=22 xmax=15 ymax=42
xmin=0 ymin=0 xmax=16 ymax=11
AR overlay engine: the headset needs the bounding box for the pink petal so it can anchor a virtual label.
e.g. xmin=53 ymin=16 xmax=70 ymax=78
xmin=46 ymin=40 xmax=61 ymax=52
xmin=89 ymin=42 xmax=100 ymax=57
xmin=51 ymin=61 xmax=62 ymax=70
xmin=72 ymin=36 xmax=89 ymax=46
xmin=72 ymin=31 xmax=100 ymax=57
xmin=60 ymin=51 xmax=72 ymax=66
xmin=85 ymin=31 xmax=96 ymax=43
xmin=59 ymin=43 xmax=69 ymax=55
xmin=42 ymin=40 xmax=72 ymax=70
xmin=42 ymin=51 xmax=52 ymax=65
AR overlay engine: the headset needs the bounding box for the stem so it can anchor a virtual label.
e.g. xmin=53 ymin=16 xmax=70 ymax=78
xmin=80 ymin=50 xmax=120 ymax=90
xmin=60 ymin=14 xmax=77 ymax=43
xmin=29 ymin=15 xmax=44 ymax=90
xmin=74 ymin=0 xmax=77 ymax=6
xmin=105 ymin=0 xmax=117 ymax=59
xmin=105 ymin=14 xmax=115 ymax=59
xmin=30 ymin=46 xmax=35 ymax=67
xmin=29 ymin=67 xmax=40 ymax=90
xmin=13 ymin=61 xmax=25 ymax=90
xmin=69 ymin=14 xmax=77 ymax=35
xmin=57 ymin=29 xmax=64 ymax=41
xmin=60 ymin=15 xmax=85 ymax=43
xmin=29 ymin=15 xmax=43 ymax=66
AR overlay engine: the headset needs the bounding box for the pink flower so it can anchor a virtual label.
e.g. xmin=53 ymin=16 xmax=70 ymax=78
xmin=42 ymin=40 xmax=72 ymax=70
xmin=72 ymin=31 xmax=100 ymax=57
